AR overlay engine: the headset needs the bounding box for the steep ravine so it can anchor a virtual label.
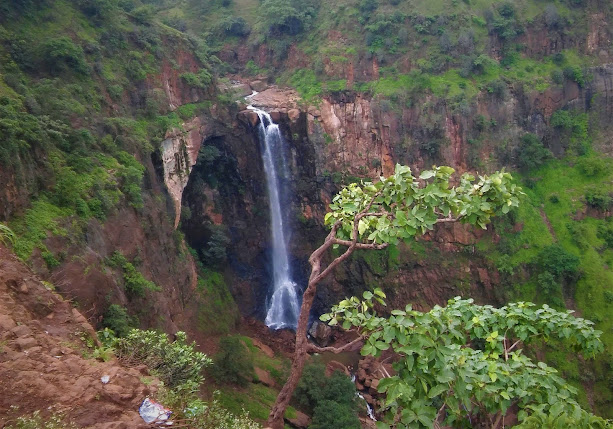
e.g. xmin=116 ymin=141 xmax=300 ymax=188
xmin=163 ymin=63 xmax=612 ymax=319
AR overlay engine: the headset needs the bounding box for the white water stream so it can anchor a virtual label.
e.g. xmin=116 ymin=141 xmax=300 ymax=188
xmin=247 ymin=102 xmax=300 ymax=330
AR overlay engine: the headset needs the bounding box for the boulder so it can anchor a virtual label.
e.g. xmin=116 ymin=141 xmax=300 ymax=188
xmin=254 ymin=367 xmax=275 ymax=387
xmin=250 ymin=80 xmax=267 ymax=92
xmin=288 ymin=108 xmax=301 ymax=122
xmin=325 ymin=360 xmax=350 ymax=377
xmin=230 ymin=83 xmax=253 ymax=97
xmin=307 ymin=320 xmax=332 ymax=346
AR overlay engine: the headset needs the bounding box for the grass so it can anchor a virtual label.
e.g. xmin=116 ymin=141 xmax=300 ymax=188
xmin=475 ymin=153 xmax=613 ymax=417
xmin=11 ymin=200 xmax=71 ymax=261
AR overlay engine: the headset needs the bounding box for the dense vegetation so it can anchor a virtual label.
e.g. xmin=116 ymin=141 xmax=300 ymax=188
xmin=324 ymin=290 xmax=607 ymax=427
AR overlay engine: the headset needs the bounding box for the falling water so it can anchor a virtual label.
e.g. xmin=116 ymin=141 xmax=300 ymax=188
xmin=247 ymin=105 xmax=301 ymax=330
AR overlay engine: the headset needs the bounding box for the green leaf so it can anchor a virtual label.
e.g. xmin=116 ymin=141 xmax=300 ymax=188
xmin=428 ymin=384 xmax=449 ymax=399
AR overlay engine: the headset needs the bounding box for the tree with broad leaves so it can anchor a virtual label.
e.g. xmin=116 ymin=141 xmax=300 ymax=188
xmin=322 ymin=292 xmax=607 ymax=428
xmin=267 ymin=164 xmax=524 ymax=428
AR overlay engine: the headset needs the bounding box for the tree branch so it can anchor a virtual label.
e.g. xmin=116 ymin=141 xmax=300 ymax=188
xmin=307 ymin=335 xmax=364 ymax=354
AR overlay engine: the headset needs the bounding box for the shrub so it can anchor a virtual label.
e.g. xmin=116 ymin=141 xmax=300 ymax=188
xmin=563 ymin=66 xmax=585 ymax=87
xmin=180 ymin=70 xmax=213 ymax=89
xmin=260 ymin=0 xmax=315 ymax=35
xmin=203 ymin=226 xmax=230 ymax=266
xmin=41 ymin=37 xmax=89 ymax=75
xmin=294 ymin=362 xmax=357 ymax=411
xmin=107 ymin=251 xmax=160 ymax=298
xmin=597 ymin=224 xmax=613 ymax=249
xmin=311 ymin=400 xmax=361 ymax=429
xmin=585 ymin=186 xmax=612 ymax=210
xmin=544 ymin=4 xmax=562 ymax=29
xmin=113 ymin=330 xmax=211 ymax=390
xmin=551 ymin=69 xmax=564 ymax=85
xmin=576 ymin=157 xmax=609 ymax=177
xmin=220 ymin=16 xmax=251 ymax=37
xmin=486 ymin=79 xmax=507 ymax=99
xmin=102 ymin=304 xmax=138 ymax=337
xmin=538 ymin=244 xmax=580 ymax=281
xmin=210 ymin=336 xmax=254 ymax=386
xmin=165 ymin=394 xmax=260 ymax=429
xmin=516 ymin=133 xmax=552 ymax=171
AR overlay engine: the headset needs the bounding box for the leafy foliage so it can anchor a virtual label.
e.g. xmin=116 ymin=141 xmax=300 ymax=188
xmin=294 ymin=362 xmax=360 ymax=429
xmin=210 ymin=336 xmax=254 ymax=387
xmin=161 ymin=391 xmax=260 ymax=429
xmin=40 ymin=37 xmax=89 ymax=75
xmin=322 ymin=292 xmax=607 ymax=428
xmin=259 ymin=0 xmax=318 ymax=36
xmin=107 ymin=251 xmax=161 ymax=298
xmin=325 ymin=164 xmax=523 ymax=244
xmin=101 ymin=304 xmax=138 ymax=337
xmin=517 ymin=134 xmax=552 ymax=171
xmin=113 ymin=329 xmax=211 ymax=390
xmin=0 ymin=223 xmax=16 ymax=247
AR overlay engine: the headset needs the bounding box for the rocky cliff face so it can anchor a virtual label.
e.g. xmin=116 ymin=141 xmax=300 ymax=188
xmin=181 ymin=62 xmax=612 ymax=315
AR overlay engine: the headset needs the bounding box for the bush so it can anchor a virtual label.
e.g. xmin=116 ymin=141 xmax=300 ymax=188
xmin=517 ymin=134 xmax=552 ymax=171
xmin=294 ymin=362 xmax=357 ymax=409
xmin=220 ymin=16 xmax=251 ymax=37
xmin=577 ymin=157 xmax=609 ymax=177
xmin=0 ymin=223 xmax=16 ymax=247
xmin=486 ymin=79 xmax=507 ymax=99
xmin=180 ymin=70 xmax=213 ymax=89
xmin=203 ymin=226 xmax=230 ymax=266
xmin=585 ymin=186 xmax=612 ymax=210
xmin=597 ymin=224 xmax=613 ymax=249
xmin=41 ymin=37 xmax=89 ymax=75
xmin=260 ymin=0 xmax=316 ymax=35
xmin=210 ymin=336 xmax=254 ymax=386
xmin=101 ymin=304 xmax=138 ymax=337
xmin=563 ymin=66 xmax=585 ymax=87
xmin=163 ymin=394 xmax=260 ymax=429
xmin=311 ymin=400 xmax=361 ymax=429
xmin=538 ymin=244 xmax=580 ymax=281
xmin=113 ymin=330 xmax=211 ymax=390
xmin=107 ymin=251 xmax=160 ymax=298
xmin=551 ymin=69 xmax=564 ymax=85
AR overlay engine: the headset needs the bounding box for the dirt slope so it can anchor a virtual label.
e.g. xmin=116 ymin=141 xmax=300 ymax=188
xmin=0 ymin=245 xmax=154 ymax=428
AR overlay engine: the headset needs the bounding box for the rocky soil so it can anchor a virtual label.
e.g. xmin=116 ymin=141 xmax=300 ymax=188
xmin=0 ymin=245 xmax=155 ymax=428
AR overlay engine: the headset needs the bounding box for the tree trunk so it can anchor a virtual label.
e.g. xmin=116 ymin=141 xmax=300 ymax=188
xmin=266 ymin=277 xmax=317 ymax=429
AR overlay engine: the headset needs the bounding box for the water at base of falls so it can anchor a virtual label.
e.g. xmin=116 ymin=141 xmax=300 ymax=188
xmin=248 ymin=105 xmax=301 ymax=330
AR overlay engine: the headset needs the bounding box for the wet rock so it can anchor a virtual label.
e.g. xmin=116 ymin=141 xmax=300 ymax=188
xmin=270 ymin=110 xmax=282 ymax=122
xmin=308 ymin=320 xmax=332 ymax=346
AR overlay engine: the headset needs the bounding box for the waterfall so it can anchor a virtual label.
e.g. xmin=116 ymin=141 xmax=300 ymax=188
xmin=248 ymin=105 xmax=301 ymax=330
